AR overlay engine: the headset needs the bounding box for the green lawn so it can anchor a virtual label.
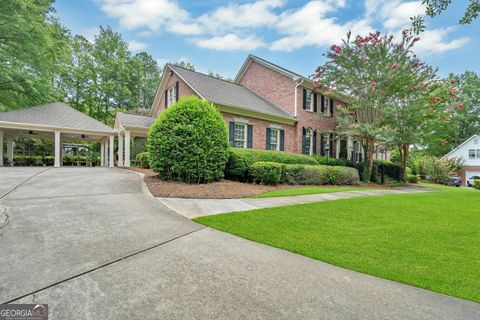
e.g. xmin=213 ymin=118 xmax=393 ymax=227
xmin=251 ymin=186 xmax=382 ymax=198
xmin=195 ymin=185 xmax=480 ymax=303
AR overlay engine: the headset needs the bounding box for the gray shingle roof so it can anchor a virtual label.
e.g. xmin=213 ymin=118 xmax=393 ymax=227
xmin=169 ymin=64 xmax=295 ymax=120
xmin=0 ymin=102 xmax=113 ymax=133
xmin=116 ymin=112 xmax=155 ymax=129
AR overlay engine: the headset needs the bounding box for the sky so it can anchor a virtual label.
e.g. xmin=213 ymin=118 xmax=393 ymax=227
xmin=54 ymin=0 xmax=479 ymax=79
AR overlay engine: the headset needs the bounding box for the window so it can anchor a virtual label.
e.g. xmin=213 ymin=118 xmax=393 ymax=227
xmin=469 ymin=149 xmax=475 ymax=159
xmin=305 ymin=129 xmax=312 ymax=155
xmin=323 ymin=98 xmax=330 ymax=116
xmin=167 ymin=85 xmax=177 ymax=107
xmin=306 ymin=90 xmax=313 ymax=111
xmin=234 ymin=123 xmax=247 ymax=148
xmin=477 ymin=149 xmax=480 ymax=158
xmin=268 ymin=129 xmax=280 ymax=150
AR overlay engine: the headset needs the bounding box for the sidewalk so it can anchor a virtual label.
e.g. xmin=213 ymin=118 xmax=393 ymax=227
xmin=157 ymin=186 xmax=432 ymax=219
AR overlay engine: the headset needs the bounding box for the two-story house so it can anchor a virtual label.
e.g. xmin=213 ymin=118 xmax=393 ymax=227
xmin=114 ymin=55 xmax=388 ymax=165
xmin=445 ymin=134 xmax=480 ymax=186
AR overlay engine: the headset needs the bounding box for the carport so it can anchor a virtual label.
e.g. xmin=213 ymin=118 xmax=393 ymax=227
xmin=0 ymin=102 xmax=114 ymax=167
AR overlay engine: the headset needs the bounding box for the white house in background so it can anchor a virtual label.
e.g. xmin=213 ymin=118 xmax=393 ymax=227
xmin=445 ymin=134 xmax=480 ymax=186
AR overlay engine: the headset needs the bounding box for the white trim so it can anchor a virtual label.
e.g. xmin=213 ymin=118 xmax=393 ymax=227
xmin=445 ymin=134 xmax=480 ymax=158
xmin=54 ymin=131 xmax=61 ymax=168
xmin=0 ymin=120 xmax=113 ymax=136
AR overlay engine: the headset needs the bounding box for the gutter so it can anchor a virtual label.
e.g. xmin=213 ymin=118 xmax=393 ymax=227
xmin=294 ymin=78 xmax=304 ymax=118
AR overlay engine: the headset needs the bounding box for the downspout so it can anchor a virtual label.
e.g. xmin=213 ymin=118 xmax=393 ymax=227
xmin=294 ymin=78 xmax=304 ymax=118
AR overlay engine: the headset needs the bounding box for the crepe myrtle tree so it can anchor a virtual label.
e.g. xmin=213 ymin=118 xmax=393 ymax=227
xmin=314 ymin=31 xmax=413 ymax=182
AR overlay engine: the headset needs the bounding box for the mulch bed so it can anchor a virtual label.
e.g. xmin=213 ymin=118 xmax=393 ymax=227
xmin=128 ymin=167 xmax=389 ymax=199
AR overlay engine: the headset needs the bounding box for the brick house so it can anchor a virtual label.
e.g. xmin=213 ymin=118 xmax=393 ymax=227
xmin=445 ymin=134 xmax=480 ymax=186
xmin=115 ymin=55 xmax=390 ymax=163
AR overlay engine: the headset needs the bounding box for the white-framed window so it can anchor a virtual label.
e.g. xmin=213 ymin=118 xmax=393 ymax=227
xmin=167 ymin=85 xmax=177 ymax=107
xmin=469 ymin=149 xmax=475 ymax=159
xmin=304 ymin=128 xmax=313 ymax=155
xmin=268 ymin=129 xmax=280 ymax=151
xmin=323 ymin=98 xmax=330 ymax=116
xmin=305 ymin=90 xmax=313 ymax=111
xmin=234 ymin=123 xmax=248 ymax=148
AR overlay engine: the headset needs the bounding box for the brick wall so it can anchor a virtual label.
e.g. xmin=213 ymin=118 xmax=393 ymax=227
xmin=457 ymin=166 xmax=480 ymax=185
xmin=221 ymin=112 xmax=296 ymax=153
xmin=152 ymin=71 xmax=198 ymax=118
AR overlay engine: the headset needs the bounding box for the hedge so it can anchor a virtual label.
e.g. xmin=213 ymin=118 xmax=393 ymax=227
xmin=314 ymin=156 xmax=346 ymax=166
xmin=225 ymin=148 xmax=318 ymax=182
xmin=3 ymin=156 xmax=100 ymax=166
xmin=148 ymin=96 xmax=229 ymax=183
xmin=474 ymin=179 xmax=480 ymax=190
xmin=250 ymin=161 xmax=359 ymax=186
xmin=407 ymin=174 xmax=419 ymax=183
xmin=346 ymin=160 xmax=403 ymax=182
xmin=135 ymin=152 xmax=150 ymax=168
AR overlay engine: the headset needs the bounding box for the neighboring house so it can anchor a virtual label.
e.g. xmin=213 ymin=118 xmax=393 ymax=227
xmin=445 ymin=134 xmax=480 ymax=185
xmin=114 ymin=54 xmax=390 ymax=163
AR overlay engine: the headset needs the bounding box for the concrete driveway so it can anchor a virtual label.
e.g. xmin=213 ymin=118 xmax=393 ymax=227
xmin=0 ymin=167 xmax=478 ymax=319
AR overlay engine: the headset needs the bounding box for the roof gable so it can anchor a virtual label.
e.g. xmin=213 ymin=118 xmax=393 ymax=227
xmin=445 ymin=134 xmax=480 ymax=157
xmin=115 ymin=112 xmax=155 ymax=130
xmin=0 ymin=102 xmax=113 ymax=133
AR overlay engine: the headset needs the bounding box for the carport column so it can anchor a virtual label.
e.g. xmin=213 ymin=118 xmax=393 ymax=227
xmin=6 ymin=136 xmax=13 ymax=167
xmin=100 ymin=142 xmax=105 ymax=167
xmin=118 ymin=134 xmax=124 ymax=167
xmin=0 ymin=131 xmax=3 ymax=166
xmin=109 ymin=135 xmax=114 ymax=167
xmin=124 ymin=130 xmax=131 ymax=167
xmin=54 ymin=131 xmax=61 ymax=168
xmin=104 ymin=139 xmax=109 ymax=167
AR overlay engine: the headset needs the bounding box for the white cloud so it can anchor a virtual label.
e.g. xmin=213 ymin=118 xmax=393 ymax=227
xmin=413 ymin=28 xmax=470 ymax=55
xmin=271 ymin=1 xmax=373 ymax=51
xmin=197 ymin=0 xmax=284 ymax=33
xmin=98 ymin=0 xmax=202 ymax=35
xmin=128 ymin=40 xmax=148 ymax=51
xmin=194 ymin=34 xmax=265 ymax=51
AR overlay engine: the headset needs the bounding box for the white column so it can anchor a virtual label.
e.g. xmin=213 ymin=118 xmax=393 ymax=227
xmin=100 ymin=142 xmax=105 ymax=167
xmin=54 ymin=131 xmax=61 ymax=168
xmin=6 ymin=136 xmax=13 ymax=167
xmin=0 ymin=131 xmax=3 ymax=167
xmin=347 ymin=136 xmax=353 ymax=161
xmin=105 ymin=139 xmax=109 ymax=167
xmin=336 ymin=137 xmax=341 ymax=159
xmin=124 ymin=131 xmax=131 ymax=167
xmin=109 ymin=135 xmax=114 ymax=167
xmin=118 ymin=134 xmax=124 ymax=167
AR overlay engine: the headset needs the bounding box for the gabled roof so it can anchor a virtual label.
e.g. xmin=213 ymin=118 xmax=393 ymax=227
xmin=115 ymin=112 xmax=155 ymax=130
xmin=234 ymin=54 xmax=311 ymax=84
xmin=445 ymin=134 xmax=480 ymax=157
xmin=0 ymin=102 xmax=113 ymax=133
xmin=169 ymin=64 xmax=295 ymax=121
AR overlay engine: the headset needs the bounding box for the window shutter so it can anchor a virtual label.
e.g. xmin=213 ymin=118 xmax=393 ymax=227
xmin=302 ymin=89 xmax=307 ymax=109
xmin=164 ymin=90 xmax=168 ymax=108
xmin=321 ymin=95 xmax=325 ymax=113
xmin=229 ymin=122 xmax=235 ymax=147
xmin=280 ymin=130 xmax=285 ymax=151
xmin=330 ymin=98 xmax=334 ymax=117
xmin=313 ymin=93 xmax=318 ymax=112
xmin=265 ymin=128 xmax=271 ymax=150
xmin=320 ymin=133 xmax=325 ymax=156
xmin=302 ymin=127 xmax=306 ymax=154
xmin=329 ymin=133 xmax=334 ymax=157
xmin=247 ymin=125 xmax=253 ymax=148
xmin=175 ymin=81 xmax=179 ymax=102
xmin=313 ymin=130 xmax=317 ymax=154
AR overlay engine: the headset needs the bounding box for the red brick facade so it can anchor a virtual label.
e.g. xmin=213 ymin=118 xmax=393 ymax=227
xmin=152 ymin=72 xmax=198 ymax=117
xmin=457 ymin=166 xmax=480 ymax=185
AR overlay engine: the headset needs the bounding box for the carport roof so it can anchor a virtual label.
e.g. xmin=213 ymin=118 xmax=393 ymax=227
xmin=0 ymin=102 xmax=113 ymax=134
xmin=115 ymin=112 xmax=156 ymax=130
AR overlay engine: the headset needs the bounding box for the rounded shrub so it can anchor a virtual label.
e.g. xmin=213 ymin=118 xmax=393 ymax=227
xmin=251 ymin=162 xmax=283 ymax=185
xmin=136 ymin=152 xmax=150 ymax=168
xmin=147 ymin=96 xmax=229 ymax=183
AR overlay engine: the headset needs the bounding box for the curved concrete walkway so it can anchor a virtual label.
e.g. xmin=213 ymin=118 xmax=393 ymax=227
xmin=0 ymin=167 xmax=478 ymax=319
xmin=158 ymin=186 xmax=432 ymax=219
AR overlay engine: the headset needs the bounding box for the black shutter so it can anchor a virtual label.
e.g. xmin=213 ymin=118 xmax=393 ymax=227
xmin=321 ymin=95 xmax=325 ymax=113
xmin=164 ymin=90 xmax=168 ymax=108
xmin=320 ymin=133 xmax=325 ymax=156
xmin=175 ymin=81 xmax=179 ymax=102
xmin=313 ymin=93 xmax=318 ymax=112
xmin=330 ymin=98 xmax=334 ymax=116
xmin=229 ymin=122 xmax=235 ymax=147
xmin=302 ymin=89 xmax=307 ymax=109
xmin=280 ymin=130 xmax=285 ymax=151
xmin=329 ymin=133 xmax=334 ymax=157
xmin=247 ymin=125 xmax=253 ymax=148
xmin=302 ymin=127 xmax=306 ymax=154
xmin=266 ymin=128 xmax=271 ymax=150
xmin=313 ymin=130 xmax=317 ymax=154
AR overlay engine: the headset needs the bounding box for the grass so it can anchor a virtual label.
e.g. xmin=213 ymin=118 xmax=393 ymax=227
xmin=195 ymin=185 xmax=480 ymax=303
xmin=251 ymin=186 xmax=382 ymax=198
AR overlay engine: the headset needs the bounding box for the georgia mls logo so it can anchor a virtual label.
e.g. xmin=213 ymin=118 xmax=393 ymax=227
xmin=0 ymin=304 xmax=48 ymax=320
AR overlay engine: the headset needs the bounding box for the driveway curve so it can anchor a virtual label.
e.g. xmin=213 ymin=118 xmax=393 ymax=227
xmin=0 ymin=167 xmax=478 ymax=319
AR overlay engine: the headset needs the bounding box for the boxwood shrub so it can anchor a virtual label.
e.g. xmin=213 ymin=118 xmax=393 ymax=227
xmin=147 ymin=96 xmax=229 ymax=183
xmin=314 ymin=156 xmax=346 ymax=166
xmin=225 ymin=148 xmax=318 ymax=181
xmin=473 ymin=179 xmax=480 ymax=190
xmin=250 ymin=162 xmax=359 ymax=186
xmin=3 ymin=156 xmax=99 ymax=166
xmin=135 ymin=152 xmax=150 ymax=168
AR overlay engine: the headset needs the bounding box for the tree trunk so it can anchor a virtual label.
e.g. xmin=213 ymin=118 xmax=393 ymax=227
xmin=361 ymin=137 xmax=375 ymax=183
xmin=400 ymin=144 xmax=409 ymax=182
